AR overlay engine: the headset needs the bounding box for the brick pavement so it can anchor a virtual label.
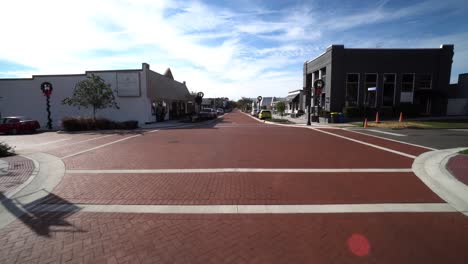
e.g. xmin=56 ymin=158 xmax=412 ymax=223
xmin=49 ymin=172 xmax=442 ymax=205
xmin=1 ymin=212 xmax=468 ymax=264
xmin=0 ymin=156 xmax=34 ymax=195
xmin=447 ymin=154 xmax=468 ymax=185
xmin=317 ymin=128 xmax=432 ymax=157
xmin=62 ymin=124 xmax=414 ymax=170
xmin=1 ymin=110 xmax=466 ymax=263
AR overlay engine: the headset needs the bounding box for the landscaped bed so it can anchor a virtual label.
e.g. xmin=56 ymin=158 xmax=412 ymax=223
xmin=62 ymin=117 xmax=138 ymax=131
xmin=351 ymin=120 xmax=468 ymax=129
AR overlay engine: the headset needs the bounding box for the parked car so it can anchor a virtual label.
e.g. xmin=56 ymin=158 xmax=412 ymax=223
xmin=0 ymin=116 xmax=40 ymax=134
xmin=216 ymin=108 xmax=224 ymax=115
xmin=199 ymin=108 xmax=217 ymax=119
xmin=251 ymin=109 xmax=259 ymax=117
xmin=258 ymin=110 xmax=272 ymax=120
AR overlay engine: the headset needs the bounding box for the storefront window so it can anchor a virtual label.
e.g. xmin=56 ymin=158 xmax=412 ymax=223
xmin=346 ymin=73 xmax=359 ymax=106
xmin=383 ymin=74 xmax=396 ymax=107
xmin=365 ymin=74 xmax=377 ymax=107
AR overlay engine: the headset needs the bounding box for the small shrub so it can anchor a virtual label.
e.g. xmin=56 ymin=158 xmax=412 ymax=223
xmin=62 ymin=117 xmax=138 ymax=131
xmin=0 ymin=142 xmax=15 ymax=157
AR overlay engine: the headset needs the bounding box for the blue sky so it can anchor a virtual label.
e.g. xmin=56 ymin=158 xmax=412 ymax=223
xmin=0 ymin=0 xmax=467 ymax=99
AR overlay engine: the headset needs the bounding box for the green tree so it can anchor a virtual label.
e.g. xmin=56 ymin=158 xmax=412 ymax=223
xmin=62 ymin=74 xmax=119 ymax=120
xmin=236 ymin=97 xmax=253 ymax=112
xmin=276 ymin=101 xmax=286 ymax=117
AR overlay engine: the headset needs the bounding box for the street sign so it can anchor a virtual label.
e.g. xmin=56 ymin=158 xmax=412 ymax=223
xmin=313 ymin=79 xmax=324 ymax=89
xmin=197 ymin=92 xmax=204 ymax=98
xmin=257 ymin=96 xmax=262 ymax=102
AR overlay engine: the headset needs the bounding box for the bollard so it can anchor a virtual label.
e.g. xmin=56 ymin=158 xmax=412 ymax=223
xmin=375 ymin=112 xmax=380 ymax=123
xmin=364 ymin=118 xmax=368 ymax=128
xmin=399 ymin=112 xmax=403 ymax=123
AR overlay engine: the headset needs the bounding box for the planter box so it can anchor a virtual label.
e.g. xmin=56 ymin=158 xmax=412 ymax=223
xmin=319 ymin=117 xmax=329 ymax=124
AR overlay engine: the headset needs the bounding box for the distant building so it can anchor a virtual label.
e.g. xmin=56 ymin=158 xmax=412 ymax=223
xmin=447 ymin=73 xmax=468 ymax=115
xmin=284 ymin=90 xmax=305 ymax=114
xmin=304 ymin=44 xmax=455 ymax=116
xmin=271 ymin=97 xmax=286 ymax=111
xmin=260 ymin=97 xmax=273 ymax=109
xmin=0 ymin=63 xmax=191 ymax=128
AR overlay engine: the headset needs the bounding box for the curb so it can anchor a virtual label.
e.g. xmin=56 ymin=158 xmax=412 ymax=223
xmin=0 ymin=153 xmax=65 ymax=229
xmin=412 ymin=148 xmax=468 ymax=216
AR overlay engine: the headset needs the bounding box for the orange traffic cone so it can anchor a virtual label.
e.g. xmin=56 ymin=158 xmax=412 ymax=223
xmin=375 ymin=112 xmax=380 ymax=123
xmin=399 ymin=112 xmax=403 ymax=123
xmin=364 ymin=118 xmax=368 ymax=128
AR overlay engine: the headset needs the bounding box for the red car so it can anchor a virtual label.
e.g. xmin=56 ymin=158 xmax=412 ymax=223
xmin=0 ymin=116 xmax=40 ymax=134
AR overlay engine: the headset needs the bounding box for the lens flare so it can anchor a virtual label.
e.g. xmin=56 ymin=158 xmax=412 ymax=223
xmin=347 ymin=233 xmax=371 ymax=257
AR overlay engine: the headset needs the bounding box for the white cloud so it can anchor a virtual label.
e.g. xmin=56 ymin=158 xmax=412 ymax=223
xmin=0 ymin=0 xmax=467 ymax=100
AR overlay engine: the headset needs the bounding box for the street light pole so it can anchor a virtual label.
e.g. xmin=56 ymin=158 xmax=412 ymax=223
xmin=305 ymin=62 xmax=311 ymax=126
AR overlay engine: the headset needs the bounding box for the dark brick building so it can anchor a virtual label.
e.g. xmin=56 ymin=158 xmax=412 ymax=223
xmin=303 ymin=44 xmax=454 ymax=116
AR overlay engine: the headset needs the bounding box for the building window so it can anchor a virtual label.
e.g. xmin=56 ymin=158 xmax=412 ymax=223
xmin=417 ymin=74 xmax=432 ymax=89
xmin=383 ymin=73 xmax=396 ymax=107
xmin=346 ymin=73 xmax=359 ymax=106
xmin=401 ymin=74 xmax=414 ymax=92
xmin=320 ymin=67 xmax=326 ymax=82
xmin=401 ymin=73 xmax=414 ymax=103
xmin=365 ymin=74 xmax=377 ymax=107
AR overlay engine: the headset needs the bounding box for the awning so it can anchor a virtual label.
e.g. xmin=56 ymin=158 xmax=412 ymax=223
xmin=285 ymin=93 xmax=300 ymax=102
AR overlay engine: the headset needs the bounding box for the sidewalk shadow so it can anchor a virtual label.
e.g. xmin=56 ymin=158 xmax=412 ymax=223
xmin=0 ymin=191 xmax=85 ymax=237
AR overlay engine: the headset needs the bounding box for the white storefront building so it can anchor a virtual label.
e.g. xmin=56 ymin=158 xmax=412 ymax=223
xmin=0 ymin=63 xmax=192 ymax=128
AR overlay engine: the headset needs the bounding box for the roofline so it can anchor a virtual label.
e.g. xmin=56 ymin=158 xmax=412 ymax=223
xmin=305 ymin=44 xmax=454 ymax=65
xmin=288 ymin=89 xmax=302 ymax=93
xmin=0 ymin=68 xmax=143 ymax=81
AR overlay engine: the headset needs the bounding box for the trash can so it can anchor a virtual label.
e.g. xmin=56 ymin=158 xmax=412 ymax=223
xmin=330 ymin=112 xmax=339 ymax=123
xmin=338 ymin=113 xmax=345 ymax=123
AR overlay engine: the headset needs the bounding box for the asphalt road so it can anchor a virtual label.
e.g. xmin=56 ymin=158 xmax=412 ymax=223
xmin=1 ymin=110 xmax=467 ymax=263
xmin=347 ymin=127 xmax=468 ymax=149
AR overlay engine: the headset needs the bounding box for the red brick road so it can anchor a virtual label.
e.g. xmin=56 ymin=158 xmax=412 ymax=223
xmin=1 ymin=110 xmax=467 ymax=263
xmin=63 ymin=114 xmax=413 ymax=169
xmin=1 ymin=213 xmax=468 ymax=264
xmin=51 ymin=172 xmax=442 ymax=205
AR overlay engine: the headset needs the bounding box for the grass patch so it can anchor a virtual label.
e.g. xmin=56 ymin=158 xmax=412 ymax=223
xmin=351 ymin=120 xmax=468 ymax=129
xmin=459 ymin=149 xmax=468 ymax=155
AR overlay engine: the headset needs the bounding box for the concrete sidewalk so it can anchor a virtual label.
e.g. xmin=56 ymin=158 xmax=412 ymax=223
xmin=271 ymin=113 xmax=354 ymax=127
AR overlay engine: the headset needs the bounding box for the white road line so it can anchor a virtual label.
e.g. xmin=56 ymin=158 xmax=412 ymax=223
xmin=32 ymin=138 xmax=72 ymax=147
xmin=28 ymin=203 xmax=456 ymax=214
xmin=241 ymin=111 xmax=419 ymax=158
xmin=344 ymin=128 xmax=437 ymax=151
xmin=66 ymin=168 xmax=413 ymax=174
xmin=47 ymin=134 xmax=115 ymax=149
xmin=367 ymin=129 xmax=407 ymax=137
xmin=309 ymin=127 xmax=417 ymax=159
xmin=61 ymin=134 xmax=142 ymax=159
